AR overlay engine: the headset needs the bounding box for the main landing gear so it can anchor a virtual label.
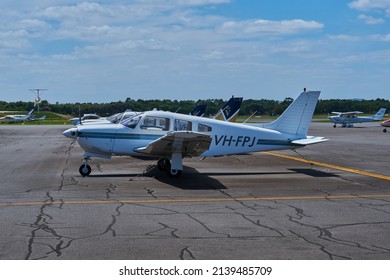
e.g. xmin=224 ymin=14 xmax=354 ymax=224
xmin=77 ymin=156 xmax=183 ymax=178
xmin=157 ymin=157 xmax=183 ymax=178
xmin=79 ymin=156 xmax=91 ymax=176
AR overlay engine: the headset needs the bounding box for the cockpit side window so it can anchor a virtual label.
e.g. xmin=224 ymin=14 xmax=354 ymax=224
xmin=174 ymin=119 xmax=192 ymax=131
xmin=198 ymin=123 xmax=212 ymax=132
xmin=141 ymin=116 xmax=170 ymax=131
xmin=121 ymin=114 xmax=142 ymax=129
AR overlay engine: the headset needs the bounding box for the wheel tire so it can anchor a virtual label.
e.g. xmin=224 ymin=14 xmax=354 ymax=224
xmin=79 ymin=164 xmax=91 ymax=176
xmin=333 ymin=124 xmax=336 ymax=128
xmin=384 ymin=128 xmax=387 ymax=133
xmin=157 ymin=158 xmax=170 ymax=171
xmin=167 ymin=169 xmax=182 ymax=178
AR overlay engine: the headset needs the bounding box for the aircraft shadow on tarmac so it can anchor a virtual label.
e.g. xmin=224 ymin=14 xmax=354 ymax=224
xmin=288 ymin=168 xmax=339 ymax=178
xmin=87 ymin=165 xmax=336 ymax=190
xmin=89 ymin=165 xmax=228 ymax=190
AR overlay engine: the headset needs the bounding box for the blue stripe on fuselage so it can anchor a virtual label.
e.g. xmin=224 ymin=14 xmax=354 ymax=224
xmin=78 ymin=132 xmax=161 ymax=141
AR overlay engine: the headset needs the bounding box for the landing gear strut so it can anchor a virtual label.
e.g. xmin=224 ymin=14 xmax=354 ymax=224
xmin=157 ymin=155 xmax=183 ymax=178
xmin=79 ymin=156 xmax=91 ymax=176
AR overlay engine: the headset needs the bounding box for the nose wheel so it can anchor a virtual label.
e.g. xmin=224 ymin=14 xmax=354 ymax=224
xmin=79 ymin=157 xmax=91 ymax=176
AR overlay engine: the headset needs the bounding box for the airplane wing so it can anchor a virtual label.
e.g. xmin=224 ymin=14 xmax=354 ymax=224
xmin=331 ymin=111 xmax=363 ymax=116
xmin=291 ymin=136 xmax=329 ymax=146
xmin=135 ymin=131 xmax=212 ymax=157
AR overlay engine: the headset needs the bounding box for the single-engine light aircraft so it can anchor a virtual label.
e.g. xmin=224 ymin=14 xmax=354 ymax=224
xmin=63 ymin=89 xmax=327 ymax=177
xmin=0 ymin=109 xmax=46 ymax=123
xmin=328 ymin=108 xmax=386 ymax=128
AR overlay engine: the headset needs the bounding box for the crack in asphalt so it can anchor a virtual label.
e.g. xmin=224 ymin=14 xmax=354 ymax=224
xmin=105 ymin=183 xmax=117 ymax=200
xmin=23 ymin=200 xmax=125 ymax=259
xmin=24 ymin=192 xmax=74 ymax=260
xmin=179 ymin=247 xmax=196 ymax=260
xmin=278 ymin=200 xmax=390 ymax=259
xmin=58 ymin=140 xmax=79 ymax=191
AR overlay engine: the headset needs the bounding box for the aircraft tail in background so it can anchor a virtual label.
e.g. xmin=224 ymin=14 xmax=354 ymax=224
xmin=260 ymin=90 xmax=320 ymax=137
xmin=373 ymin=108 xmax=386 ymax=120
xmin=190 ymin=104 xmax=207 ymax=117
xmin=214 ymin=96 xmax=243 ymax=122
xmin=26 ymin=109 xmax=34 ymax=118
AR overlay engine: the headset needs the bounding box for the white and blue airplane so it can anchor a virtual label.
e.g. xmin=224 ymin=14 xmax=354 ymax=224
xmin=329 ymin=108 xmax=386 ymax=128
xmin=0 ymin=109 xmax=46 ymax=123
xmin=63 ymin=89 xmax=327 ymax=177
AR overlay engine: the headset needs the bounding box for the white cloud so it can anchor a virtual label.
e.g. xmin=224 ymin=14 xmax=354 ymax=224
xmin=177 ymin=0 xmax=230 ymax=5
xmin=370 ymin=33 xmax=390 ymax=41
xmin=349 ymin=0 xmax=390 ymax=15
xmin=358 ymin=14 xmax=385 ymax=24
xmin=219 ymin=19 xmax=323 ymax=36
xmin=349 ymin=0 xmax=390 ymax=10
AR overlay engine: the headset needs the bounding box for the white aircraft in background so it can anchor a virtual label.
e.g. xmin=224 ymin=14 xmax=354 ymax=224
xmin=328 ymin=108 xmax=386 ymax=128
xmin=70 ymin=113 xmax=104 ymax=125
xmin=0 ymin=109 xmax=46 ymax=123
xmin=63 ymin=89 xmax=327 ymax=177
xmin=72 ymin=96 xmax=241 ymax=126
xmin=381 ymin=119 xmax=390 ymax=133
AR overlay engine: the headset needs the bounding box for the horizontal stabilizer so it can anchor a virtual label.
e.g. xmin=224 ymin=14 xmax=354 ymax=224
xmin=291 ymin=136 xmax=329 ymax=146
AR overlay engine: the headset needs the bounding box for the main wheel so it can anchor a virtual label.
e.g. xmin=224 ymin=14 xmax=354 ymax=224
xmin=384 ymin=128 xmax=387 ymax=133
xmin=79 ymin=164 xmax=91 ymax=176
xmin=157 ymin=158 xmax=170 ymax=171
xmin=167 ymin=169 xmax=182 ymax=178
xmin=333 ymin=124 xmax=336 ymax=128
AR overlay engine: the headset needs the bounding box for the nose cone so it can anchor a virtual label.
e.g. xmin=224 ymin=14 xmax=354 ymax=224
xmin=63 ymin=128 xmax=78 ymax=139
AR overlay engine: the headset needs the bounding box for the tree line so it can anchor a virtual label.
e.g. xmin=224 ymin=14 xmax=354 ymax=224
xmin=0 ymin=97 xmax=389 ymax=117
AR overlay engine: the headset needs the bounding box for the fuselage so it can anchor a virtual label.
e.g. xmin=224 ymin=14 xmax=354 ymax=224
xmin=64 ymin=110 xmax=303 ymax=159
xmin=381 ymin=119 xmax=390 ymax=128
xmin=329 ymin=115 xmax=377 ymax=124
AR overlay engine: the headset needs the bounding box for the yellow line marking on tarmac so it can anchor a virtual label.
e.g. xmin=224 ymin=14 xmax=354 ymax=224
xmin=262 ymin=152 xmax=390 ymax=181
xmin=1 ymin=194 xmax=390 ymax=207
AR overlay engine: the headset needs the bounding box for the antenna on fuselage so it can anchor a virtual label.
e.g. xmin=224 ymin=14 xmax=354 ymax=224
xmin=78 ymin=106 xmax=82 ymax=125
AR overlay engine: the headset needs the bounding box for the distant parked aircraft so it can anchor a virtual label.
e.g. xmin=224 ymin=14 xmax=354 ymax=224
xmin=328 ymin=108 xmax=386 ymax=127
xmin=0 ymin=109 xmax=46 ymax=123
xmin=70 ymin=113 xmax=104 ymax=125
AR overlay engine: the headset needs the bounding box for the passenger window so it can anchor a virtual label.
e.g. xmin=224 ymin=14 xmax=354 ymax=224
xmin=174 ymin=119 xmax=192 ymax=131
xmin=198 ymin=123 xmax=212 ymax=132
xmin=141 ymin=116 xmax=170 ymax=131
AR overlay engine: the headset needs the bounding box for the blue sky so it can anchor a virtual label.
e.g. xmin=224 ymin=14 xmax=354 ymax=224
xmin=1 ymin=0 xmax=390 ymax=103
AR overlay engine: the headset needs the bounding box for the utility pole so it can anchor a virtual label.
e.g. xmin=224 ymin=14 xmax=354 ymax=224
xmin=29 ymin=89 xmax=47 ymax=113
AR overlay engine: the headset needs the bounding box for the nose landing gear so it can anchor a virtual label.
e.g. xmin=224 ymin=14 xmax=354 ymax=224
xmin=79 ymin=156 xmax=91 ymax=176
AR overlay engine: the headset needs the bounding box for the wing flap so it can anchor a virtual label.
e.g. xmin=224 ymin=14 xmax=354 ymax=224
xmin=135 ymin=131 xmax=212 ymax=157
xmin=291 ymin=136 xmax=329 ymax=146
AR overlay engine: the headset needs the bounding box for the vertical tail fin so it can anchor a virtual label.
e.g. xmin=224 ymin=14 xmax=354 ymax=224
xmin=27 ymin=109 xmax=34 ymax=118
xmin=214 ymin=96 xmax=243 ymax=122
xmin=373 ymin=108 xmax=386 ymax=120
xmin=190 ymin=104 xmax=207 ymax=117
xmin=261 ymin=90 xmax=320 ymax=137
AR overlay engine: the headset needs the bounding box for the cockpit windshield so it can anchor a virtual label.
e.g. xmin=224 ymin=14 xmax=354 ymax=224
xmin=121 ymin=113 xmax=143 ymax=128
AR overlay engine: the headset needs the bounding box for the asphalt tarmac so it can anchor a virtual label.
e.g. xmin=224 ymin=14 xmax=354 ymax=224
xmin=0 ymin=122 xmax=389 ymax=260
